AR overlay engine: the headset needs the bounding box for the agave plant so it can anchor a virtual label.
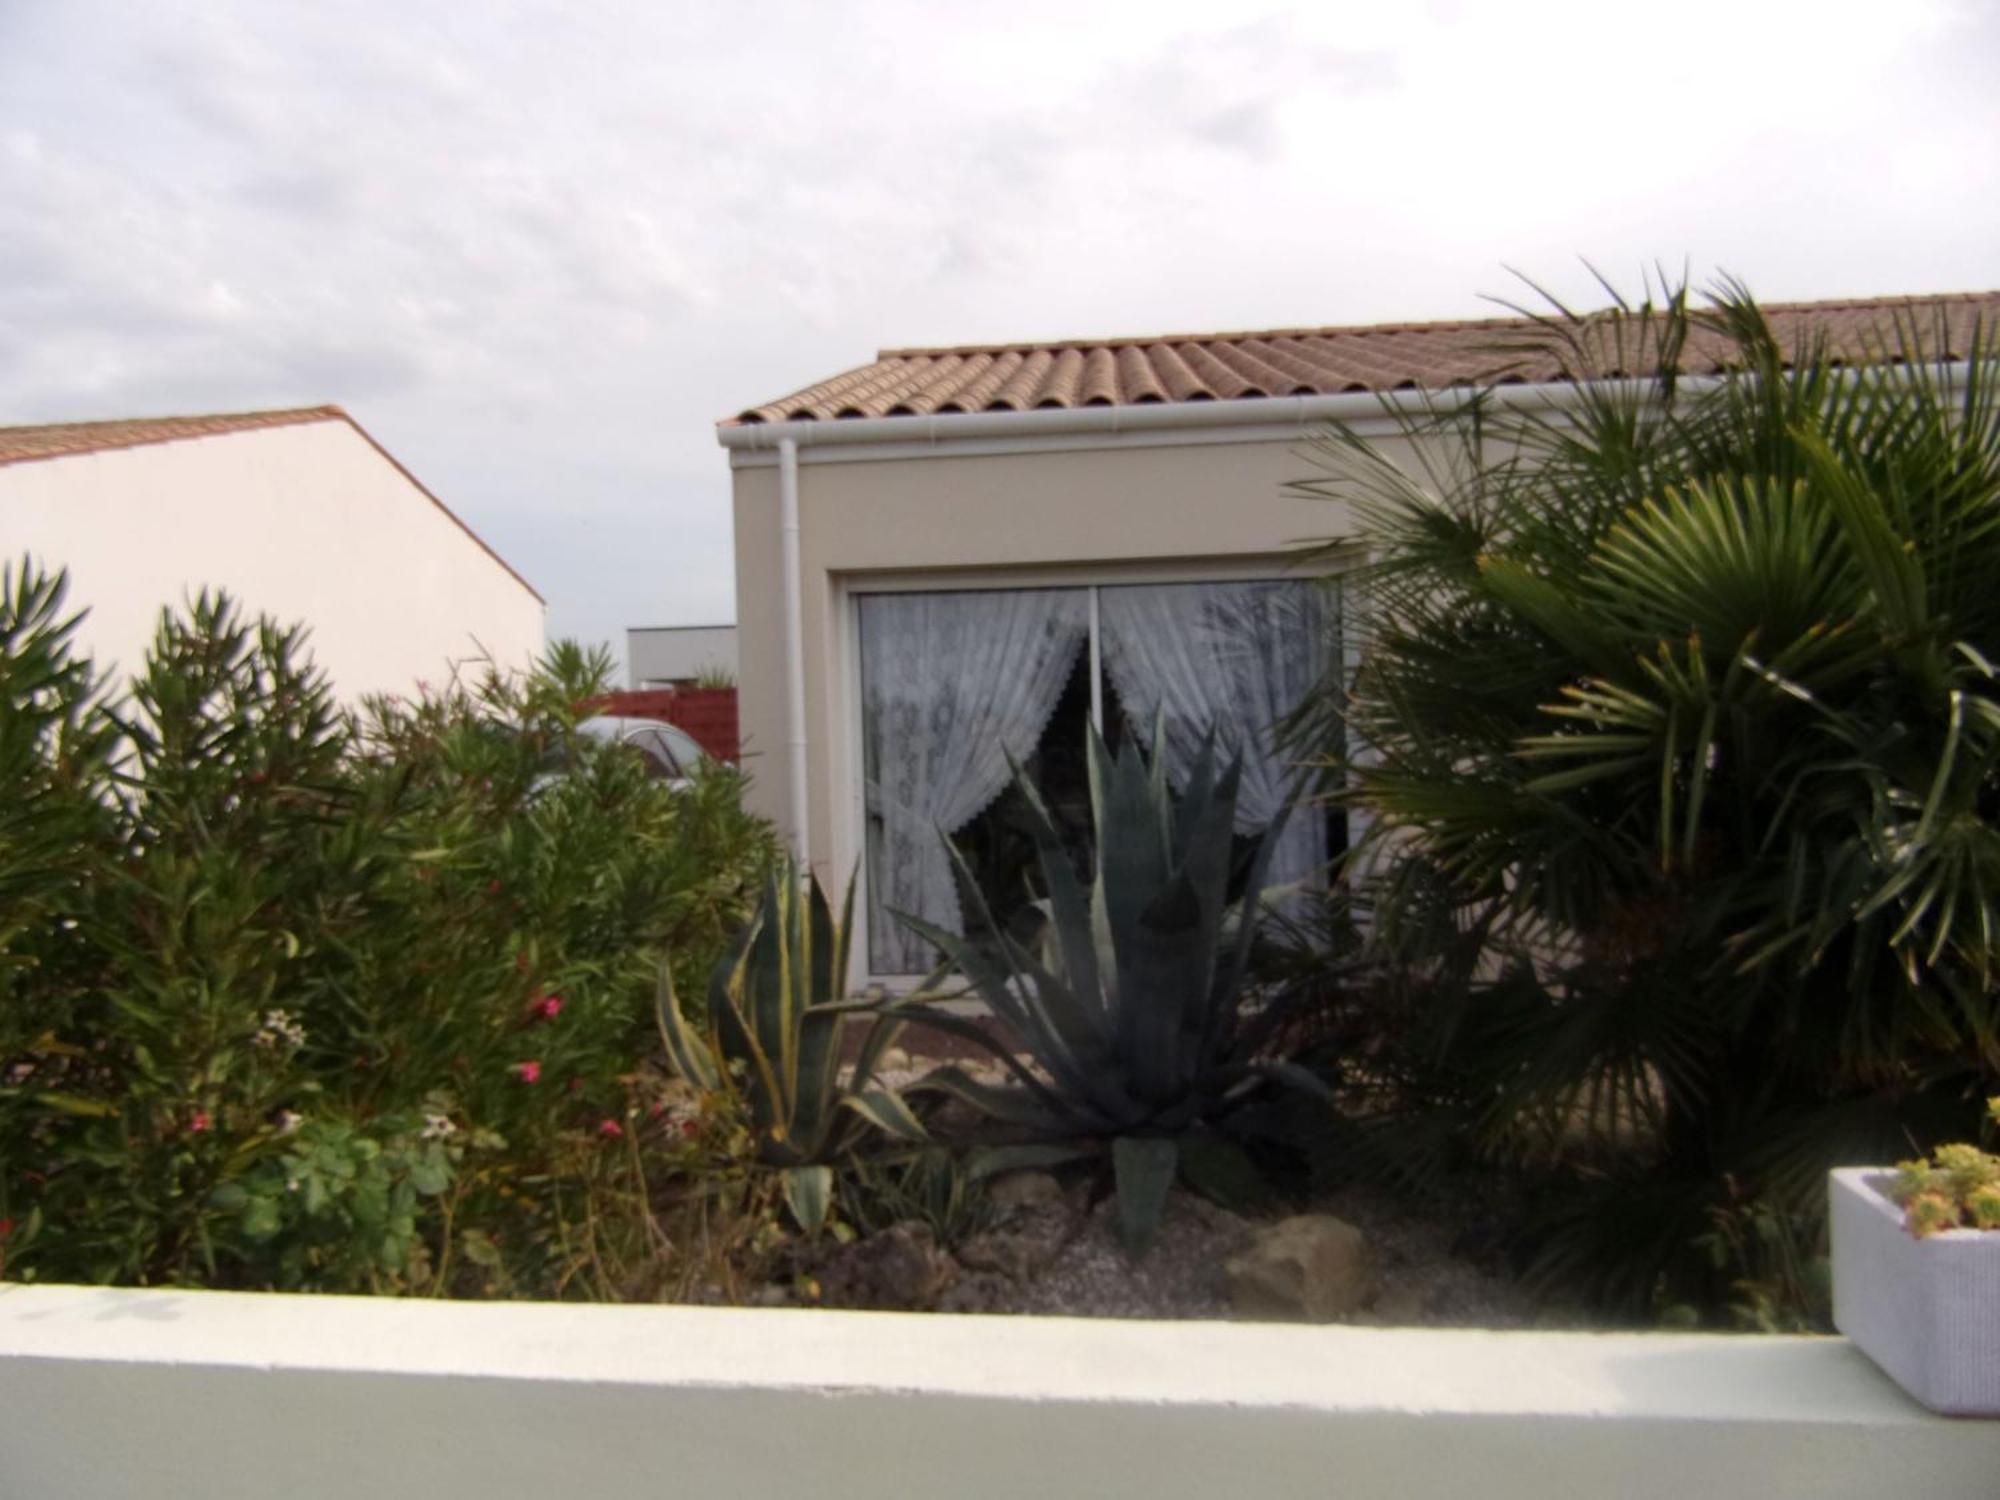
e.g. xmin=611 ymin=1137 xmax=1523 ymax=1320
xmin=657 ymin=862 xmax=922 ymax=1233
xmin=889 ymin=726 xmax=1323 ymax=1251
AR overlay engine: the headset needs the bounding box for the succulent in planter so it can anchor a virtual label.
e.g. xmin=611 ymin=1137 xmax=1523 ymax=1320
xmin=1830 ymin=1098 xmax=2000 ymax=1416
xmin=1885 ymin=1101 xmax=2000 ymax=1237
xmin=657 ymin=862 xmax=924 ymax=1234
xmin=886 ymin=726 xmax=1326 ymax=1253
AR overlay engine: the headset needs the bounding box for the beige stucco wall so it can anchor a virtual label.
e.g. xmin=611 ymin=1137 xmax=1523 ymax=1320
xmin=0 ymin=420 xmax=544 ymax=702
xmin=730 ymin=427 xmax=1391 ymax=938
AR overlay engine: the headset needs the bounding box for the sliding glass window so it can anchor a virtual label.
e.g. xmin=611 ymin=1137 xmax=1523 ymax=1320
xmin=856 ymin=578 xmax=1338 ymax=976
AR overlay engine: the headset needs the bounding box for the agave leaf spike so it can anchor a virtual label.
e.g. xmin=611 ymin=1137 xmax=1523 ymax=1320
xmin=1113 ymin=1136 xmax=1179 ymax=1253
xmin=1009 ymin=752 xmax=1110 ymax=1042
xmin=938 ymin=833 xmax=1110 ymax=1083
xmin=658 ymin=859 xmax=921 ymax=1172
xmin=781 ymin=1165 xmax=834 ymax=1237
xmin=654 ymin=961 xmax=721 ymax=1092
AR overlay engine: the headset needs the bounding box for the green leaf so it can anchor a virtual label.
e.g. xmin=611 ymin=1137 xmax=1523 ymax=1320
xmin=241 ymin=1195 xmax=282 ymax=1240
xmin=840 ymin=1088 xmax=929 ymax=1143
xmin=1112 ymin=1136 xmax=1178 ymax=1256
xmin=781 ymin=1164 xmax=834 ymax=1237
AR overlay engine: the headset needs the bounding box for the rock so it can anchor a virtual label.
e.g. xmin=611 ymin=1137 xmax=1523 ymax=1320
xmin=938 ymin=1270 xmax=1015 ymax=1314
xmin=1222 ymin=1214 xmax=1376 ymax=1322
xmin=1353 ymin=1282 xmax=1432 ymax=1326
xmin=955 ymin=1218 xmax=1069 ymax=1281
xmin=986 ymin=1169 xmax=1064 ymax=1216
xmin=954 ymin=1171 xmax=1082 ymax=1282
xmin=814 ymin=1221 xmax=956 ymax=1311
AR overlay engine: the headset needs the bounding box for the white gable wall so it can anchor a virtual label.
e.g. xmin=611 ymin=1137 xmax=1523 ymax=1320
xmin=0 ymin=419 xmax=544 ymax=702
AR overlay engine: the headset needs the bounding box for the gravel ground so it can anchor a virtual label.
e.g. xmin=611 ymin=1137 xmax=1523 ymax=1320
xmin=957 ymin=1181 xmax=1597 ymax=1328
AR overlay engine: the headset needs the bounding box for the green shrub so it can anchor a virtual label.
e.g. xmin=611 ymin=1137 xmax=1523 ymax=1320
xmin=1285 ymin=278 xmax=2000 ymax=1320
xmin=0 ymin=563 xmax=777 ymax=1294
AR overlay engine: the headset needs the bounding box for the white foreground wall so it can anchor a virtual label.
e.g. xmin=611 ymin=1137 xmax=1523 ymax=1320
xmin=0 ymin=418 xmax=544 ymax=702
xmin=2 ymin=1284 xmax=1996 ymax=1500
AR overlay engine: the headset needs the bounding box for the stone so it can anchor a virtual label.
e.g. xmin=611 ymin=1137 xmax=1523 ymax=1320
xmin=985 ymin=1169 xmax=1066 ymax=1216
xmin=1222 ymin=1214 xmax=1376 ymax=1322
xmin=1353 ymin=1282 xmax=1433 ymax=1327
xmin=955 ymin=1217 xmax=1070 ymax=1281
xmin=954 ymin=1171 xmax=1083 ymax=1282
xmin=937 ymin=1270 xmax=1015 ymax=1314
xmin=813 ymin=1221 xmax=956 ymax=1311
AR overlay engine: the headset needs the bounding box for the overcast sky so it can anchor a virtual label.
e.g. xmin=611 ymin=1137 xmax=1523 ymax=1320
xmin=3 ymin=1 xmax=1996 ymax=668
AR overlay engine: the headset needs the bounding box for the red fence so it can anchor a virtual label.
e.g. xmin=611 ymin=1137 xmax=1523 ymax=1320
xmin=589 ymin=687 xmax=740 ymax=763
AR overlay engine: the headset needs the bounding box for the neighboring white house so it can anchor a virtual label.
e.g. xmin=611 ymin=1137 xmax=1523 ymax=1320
xmin=627 ymin=623 xmax=736 ymax=688
xmin=0 ymin=405 xmax=544 ymax=701
xmin=719 ymin=290 xmax=2000 ymax=987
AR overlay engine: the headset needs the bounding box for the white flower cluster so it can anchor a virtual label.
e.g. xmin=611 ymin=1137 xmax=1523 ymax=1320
xmin=420 ymin=1111 xmax=458 ymax=1141
xmin=254 ymin=1009 xmax=308 ymax=1051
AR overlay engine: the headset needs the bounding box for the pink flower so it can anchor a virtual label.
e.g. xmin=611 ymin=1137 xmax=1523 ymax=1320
xmin=188 ymin=1112 xmax=212 ymax=1134
xmin=512 ymin=1060 xmax=542 ymax=1084
xmin=677 ymin=1118 xmax=698 ymax=1140
xmin=533 ymin=994 xmax=563 ymax=1021
xmin=597 ymin=1119 xmax=624 ymax=1140
xmin=487 ymin=879 xmax=503 ymax=895
xmin=0 ymin=1218 xmax=13 ymax=1238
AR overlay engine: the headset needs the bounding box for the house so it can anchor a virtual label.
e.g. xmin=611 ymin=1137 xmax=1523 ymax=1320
xmin=627 ymin=623 xmax=737 ymax=689
xmin=0 ymin=405 xmax=543 ymax=701
xmin=719 ymin=292 xmax=1999 ymax=987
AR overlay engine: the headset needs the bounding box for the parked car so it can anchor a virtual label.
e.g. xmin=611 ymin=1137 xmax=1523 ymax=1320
xmin=574 ymin=714 xmax=712 ymax=785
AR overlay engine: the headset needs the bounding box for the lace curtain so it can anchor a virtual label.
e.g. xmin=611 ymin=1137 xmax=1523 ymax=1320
xmin=1099 ymin=580 xmax=1334 ymax=901
xmin=859 ymin=589 xmax=1089 ymax=974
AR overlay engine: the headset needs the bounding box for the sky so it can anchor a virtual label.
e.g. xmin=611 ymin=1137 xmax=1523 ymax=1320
xmin=2 ymin=0 xmax=1997 ymax=670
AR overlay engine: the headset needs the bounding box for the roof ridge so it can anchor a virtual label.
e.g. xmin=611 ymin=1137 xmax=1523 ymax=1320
xmin=876 ymin=290 xmax=2000 ymax=361
xmin=0 ymin=403 xmax=347 ymax=441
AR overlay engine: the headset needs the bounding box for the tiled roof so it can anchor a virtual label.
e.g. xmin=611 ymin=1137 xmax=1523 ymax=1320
xmin=728 ymin=291 xmax=2000 ymax=425
xmin=0 ymin=404 xmax=542 ymax=603
xmin=0 ymin=405 xmax=346 ymax=466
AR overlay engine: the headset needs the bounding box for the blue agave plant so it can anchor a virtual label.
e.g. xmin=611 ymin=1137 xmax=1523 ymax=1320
xmin=889 ymin=726 xmax=1325 ymax=1251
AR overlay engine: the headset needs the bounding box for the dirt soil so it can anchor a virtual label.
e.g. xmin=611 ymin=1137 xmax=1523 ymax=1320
xmin=976 ymin=1183 xmax=1592 ymax=1327
xmin=796 ymin=1169 xmax=1601 ymax=1327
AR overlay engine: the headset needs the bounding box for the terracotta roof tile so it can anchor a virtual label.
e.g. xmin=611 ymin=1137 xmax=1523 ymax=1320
xmin=0 ymin=406 xmax=347 ymax=466
xmin=727 ymin=291 xmax=2000 ymax=425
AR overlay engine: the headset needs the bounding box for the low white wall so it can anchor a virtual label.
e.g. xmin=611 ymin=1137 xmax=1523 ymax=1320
xmin=2 ymin=1285 xmax=1996 ymax=1499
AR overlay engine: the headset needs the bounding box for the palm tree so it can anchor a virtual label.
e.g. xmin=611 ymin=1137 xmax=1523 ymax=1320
xmin=1288 ymin=277 xmax=2000 ymax=1320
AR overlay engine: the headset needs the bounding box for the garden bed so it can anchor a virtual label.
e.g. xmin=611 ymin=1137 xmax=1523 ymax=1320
xmin=775 ymin=1165 xmax=1593 ymax=1329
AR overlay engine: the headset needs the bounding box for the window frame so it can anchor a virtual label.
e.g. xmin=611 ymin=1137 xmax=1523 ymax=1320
xmin=837 ymin=554 xmax=1355 ymax=992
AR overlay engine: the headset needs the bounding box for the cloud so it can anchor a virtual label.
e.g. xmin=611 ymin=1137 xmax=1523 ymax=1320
xmin=0 ymin=0 xmax=1994 ymax=660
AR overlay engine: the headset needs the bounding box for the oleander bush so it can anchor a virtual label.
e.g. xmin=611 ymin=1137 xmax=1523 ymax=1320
xmin=0 ymin=559 xmax=778 ymax=1294
xmin=1286 ymin=278 xmax=2000 ymax=1325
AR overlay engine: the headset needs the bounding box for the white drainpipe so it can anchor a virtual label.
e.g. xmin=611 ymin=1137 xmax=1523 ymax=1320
xmin=777 ymin=436 xmax=810 ymax=868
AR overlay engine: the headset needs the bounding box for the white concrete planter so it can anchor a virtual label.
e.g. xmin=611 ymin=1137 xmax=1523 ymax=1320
xmin=1831 ymin=1166 xmax=2000 ymax=1416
